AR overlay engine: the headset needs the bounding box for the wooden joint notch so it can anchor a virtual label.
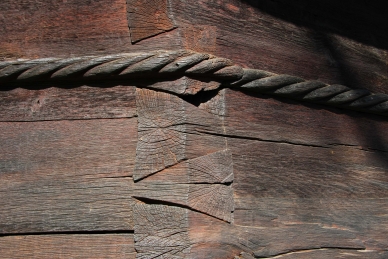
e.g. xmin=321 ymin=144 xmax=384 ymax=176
xmin=133 ymin=87 xmax=234 ymax=257
xmin=134 ymin=150 xmax=234 ymax=223
xmin=134 ymin=88 xmax=226 ymax=181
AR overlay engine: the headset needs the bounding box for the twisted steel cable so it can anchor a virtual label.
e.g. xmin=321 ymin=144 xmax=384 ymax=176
xmin=1 ymin=50 xmax=387 ymax=117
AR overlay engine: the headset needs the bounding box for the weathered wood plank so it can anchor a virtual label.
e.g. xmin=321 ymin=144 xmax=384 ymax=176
xmin=0 ymin=119 xmax=136 ymax=233
xmin=230 ymin=138 xmax=388 ymax=251
xmin=0 ymin=0 xmax=130 ymax=59
xmin=0 ymin=234 xmax=135 ymax=259
xmin=222 ymin=89 xmax=388 ymax=151
xmin=134 ymin=88 xmax=233 ymax=222
xmin=135 ymin=88 xmax=186 ymax=180
xmin=0 ymin=85 xmax=136 ymax=121
xmin=0 ymin=79 xmax=216 ymax=122
xmin=230 ymin=139 xmax=388 ymax=199
xmin=188 ymin=210 xmax=365 ymax=258
xmin=234 ymin=198 xmax=388 ymax=252
xmin=0 ymin=0 xmax=184 ymax=59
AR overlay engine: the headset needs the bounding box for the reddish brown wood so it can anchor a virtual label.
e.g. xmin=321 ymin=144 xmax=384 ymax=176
xmin=0 ymin=119 xmax=136 ymax=233
xmin=0 ymin=0 xmax=186 ymax=59
xmin=1 ymin=1 xmax=388 ymax=257
xmin=127 ymin=0 xmax=176 ymax=43
xmin=188 ymin=210 xmax=366 ymax=258
xmin=0 ymin=85 xmax=137 ymax=121
xmin=220 ymin=89 xmax=388 ymax=151
xmin=1 ymin=0 xmax=387 ymax=94
xmin=134 ymin=88 xmax=225 ymax=181
xmin=0 ymin=234 xmax=136 ymax=259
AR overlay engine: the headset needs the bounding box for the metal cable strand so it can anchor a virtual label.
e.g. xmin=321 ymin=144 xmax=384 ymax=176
xmin=0 ymin=50 xmax=387 ymax=117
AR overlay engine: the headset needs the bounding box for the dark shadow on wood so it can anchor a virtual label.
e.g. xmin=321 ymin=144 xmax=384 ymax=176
xmin=241 ymin=0 xmax=388 ymax=50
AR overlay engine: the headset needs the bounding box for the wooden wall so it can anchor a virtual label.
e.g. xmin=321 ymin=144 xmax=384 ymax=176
xmin=1 ymin=0 xmax=388 ymax=258
xmin=1 ymin=0 xmax=387 ymax=93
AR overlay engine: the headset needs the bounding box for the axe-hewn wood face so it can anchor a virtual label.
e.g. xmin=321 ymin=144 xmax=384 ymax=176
xmin=132 ymin=86 xmax=388 ymax=258
xmin=1 ymin=79 xmax=388 ymax=258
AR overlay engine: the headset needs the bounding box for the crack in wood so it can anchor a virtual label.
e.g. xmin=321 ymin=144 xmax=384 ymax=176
xmin=126 ymin=0 xmax=177 ymax=43
xmin=254 ymin=247 xmax=368 ymax=258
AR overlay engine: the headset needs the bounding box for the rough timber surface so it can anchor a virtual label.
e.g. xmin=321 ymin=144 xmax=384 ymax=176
xmin=186 ymin=88 xmax=388 ymax=258
xmin=1 ymin=0 xmax=388 ymax=258
xmin=0 ymin=118 xmax=136 ymax=233
xmin=0 ymin=85 xmax=137 ymax=121
xmin=221 ymin=89 xmax=388 ymax=152
xmin=0 ymin=234 xmax=136 ymax=259
xmin=0 ymin=0 xmax=183 ymax=59
xmin=1 ymin=0 xmax=387 ymax=95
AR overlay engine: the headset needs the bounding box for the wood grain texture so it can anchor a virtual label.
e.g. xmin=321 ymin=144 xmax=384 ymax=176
xmin=127 ymin=0 xmax=176 ymax=43
xmin=0 ymin=119 xmax=136 ymax=233
xmin=135 ymin=88 xmax=186 ymax=181
xmin=0 ymin=85 xmax=136 ymax=121
xmin=0 ymin=0 xmax=184 ymax=59
xmin=188 ymin=149 xmax=233 ymax=184
xmin=134 ymin=88 xmax=226 ymax=181
xmin=139 ymin=150 xmax=233 ymax=184
xmin=142 ymin=77 xmax=220 ymax=96
xmin=222 ymin=89 xmax=388 ymax=152
xmin=134 ymin=88 xmax=233 ymax=222
xmin=134 ymin=150 xmax=234 ymax=222
xmin=188 ymin=210 xmax=365 ymax=258
xmin=133 ymin=203 xmax=191 ymax=259
xmin=230 ymin=138 xmax=388 ymax=252
xmin=0 ymin=234 xmax=135 ymax=259
xmin=134 ymin=183 xmax=234 ymax=222
xmin=188 ymin=184 xmax=234 ymax=222
xmin=180 ymin=25 xmax=217 ymax=53
xmin=0 ymin=0 xmax=130 ymax=59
